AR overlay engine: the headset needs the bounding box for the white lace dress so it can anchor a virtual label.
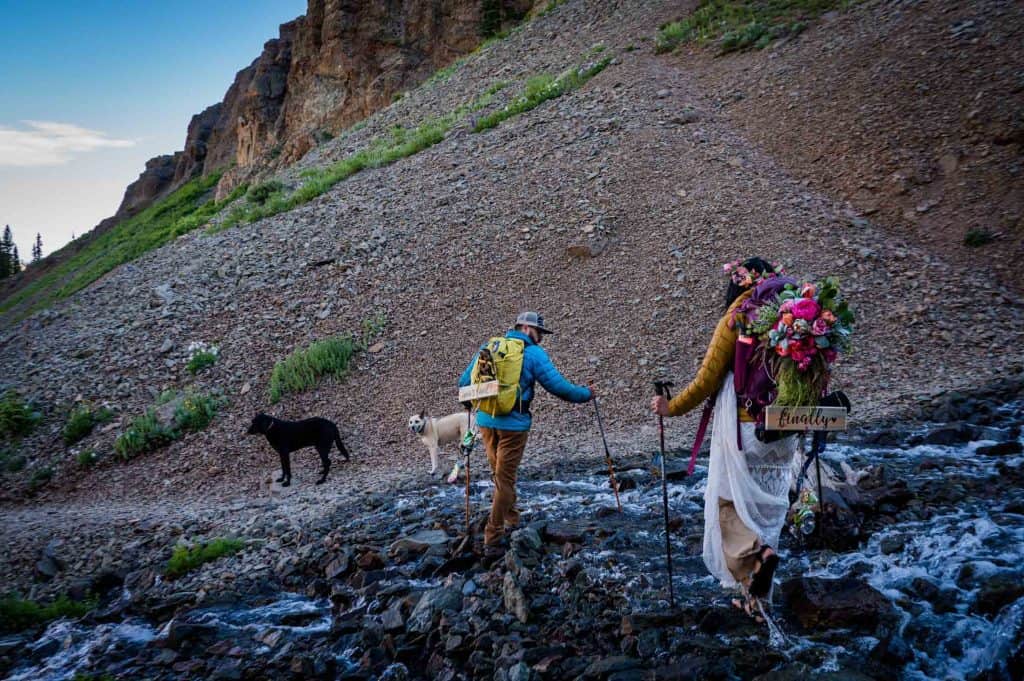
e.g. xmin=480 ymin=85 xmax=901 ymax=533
xmin=702 ymin=372 xmax=798 ymax=588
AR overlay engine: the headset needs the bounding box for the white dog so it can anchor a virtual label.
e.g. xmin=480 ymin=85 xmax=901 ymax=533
xmin=408 ymin=411 xmax=476 ymax=481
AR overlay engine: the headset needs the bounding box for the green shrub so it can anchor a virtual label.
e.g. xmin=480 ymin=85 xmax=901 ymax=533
xmin=0 ymin=390 xmax=41 ymax=441
xmin=62 ymin=403 xmax=113 ymax=445
xmin=964 ymin=229 xmax=995 ymax=247
xmin=115 ymin=391 xmax=224 ymax=460
xmin=115 ymin=410 xmax=172 ymax=460
xmin=656 ymin=0 xmax=850 ymax=54
xmin=473 ymin=56 xmax=612 ymax=132
xmin=76 ymin=449 xmax=99 ymax=467
xmin=165 ymin=538 xmax=245 ymax=579
xmin=0 ymin=448 xmax=25 ymax=473
xmin=27 ymin=467 xmax=53 ymax=493
xmin=0 ymin=593 xmax=96 ymax=633
xmin=270 ymin=335 xmax=360 ymax=404
xmin=186 ymin=349 xmax=219 ymax=375
xmin=246 ymin=181 xmax=285 ymax=206
xmin=174 ymin=392 xmax=222 ymax=433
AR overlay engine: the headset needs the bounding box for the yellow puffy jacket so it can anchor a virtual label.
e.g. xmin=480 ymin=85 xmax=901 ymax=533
xmin=667 ymin=289 xmax=755 ymax=421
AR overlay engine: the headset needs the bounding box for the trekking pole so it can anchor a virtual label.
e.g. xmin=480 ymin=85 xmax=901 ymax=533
xmin=653 ymin=380 xmax=676 ymax=608
xmin=592 ymin=394 xmax=622 ymax=513
xmin=461 ymin=404 xmax=474 ymax=539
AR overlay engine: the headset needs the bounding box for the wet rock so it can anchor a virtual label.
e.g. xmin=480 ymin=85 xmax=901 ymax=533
xmin=388 ymin=529 xmax=450 ymax=556
xmin=971 ymin=570 xmax=1024 ymax=616
xmin=356 ymin=551 xmax=385 ymax=571
xmin=879 ymin=534 xmax=906 ymax=555
xmin=781 ymin=576 xmax=897 ymax=632
xmin=977 ymin=441 xmax=1023 ymax=456
xmin=407 ymin=587 xmax=462 ymax=634
xmin=503 ymin=572 xmax=529 ymax=623
xmin=582 ymin=656 xmax=640 ymax=678
xmin=325 ymin=551 xmax=351 ymax=579
xmin=544 ymin=522 xmax=586 ymax=545
xmin=922 ymin=423 xmax=973 ymax=446
xmin=165 ymin=619 xmax=218 ymax=650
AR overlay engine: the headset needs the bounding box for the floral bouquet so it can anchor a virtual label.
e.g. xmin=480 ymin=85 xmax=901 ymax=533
xmin=745 ymin=277 xmax=854 ymax=406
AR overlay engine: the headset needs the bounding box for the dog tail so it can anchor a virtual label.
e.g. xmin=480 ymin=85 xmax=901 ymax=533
xmin=334 ymin=425 xmax=350 ymax=460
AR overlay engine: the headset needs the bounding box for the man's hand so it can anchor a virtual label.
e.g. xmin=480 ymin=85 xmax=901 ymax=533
xmin=588 ymin=380 xmax=597 ymax=399
xmin=651 ymin=395 xmax=670 ymax=416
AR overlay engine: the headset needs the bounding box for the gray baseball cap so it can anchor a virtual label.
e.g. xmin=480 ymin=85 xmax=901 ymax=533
xmin=515 ymin=311 xmax=553 ymax=334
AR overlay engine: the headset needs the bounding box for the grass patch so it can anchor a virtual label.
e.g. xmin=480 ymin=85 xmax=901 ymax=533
xmin=473 ymin=56 xmax=613 ymax=132
xmin=27 ymin=466 xmax=53 ymax=493
xmin=186 ymin=343 xmax=220 ymax=375
xmin=246 ymin=181 xmax=285 ymax=206
xmin=0 ymin=594 xmax=96 ymax=633
xmin=655 ymin=0 xmax=850 ymax=54
xmin=0 ymin=389 xmax=41 ymax=441
xmin=269 ymin=315 xmax=385 ymax=403
xmin=114 ymin=390 xmax=224 ymax=460
xmin=62 ymin=403 xmax=113 ymax=445
xmin=165 ymin=538 xmax=245 ymax=579
xmin=76 ymin=449 xmax=99 ymax=467
xmin=0 ymin=171 xmax=247 ymax=320
xmin=964 ymin=229 xmax=996 ymax=247
xmin=0 ymin=447 xmax=26 ymax=473
xmin=269 ymin=336 xmax=361 ymax=404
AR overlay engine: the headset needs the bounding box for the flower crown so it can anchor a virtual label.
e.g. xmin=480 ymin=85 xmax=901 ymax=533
xmin=722 ymin=259 xmax=785 ymax=287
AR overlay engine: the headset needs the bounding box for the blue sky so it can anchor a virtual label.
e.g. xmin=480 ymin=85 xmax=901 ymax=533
xmin=0 ymin=0 xmax=306 ymax=258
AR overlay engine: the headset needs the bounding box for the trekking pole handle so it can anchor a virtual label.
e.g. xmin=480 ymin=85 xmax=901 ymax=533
xmin=653 ymin=380 xmax=674 ymax=400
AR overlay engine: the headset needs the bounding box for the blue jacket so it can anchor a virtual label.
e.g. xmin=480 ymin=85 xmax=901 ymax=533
xmin=459 ymin=330 xmax=592 ymax=432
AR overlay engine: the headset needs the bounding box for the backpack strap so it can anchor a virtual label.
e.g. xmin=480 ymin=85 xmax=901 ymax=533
xmin=689 ymin=394 xmax=716 ymax=476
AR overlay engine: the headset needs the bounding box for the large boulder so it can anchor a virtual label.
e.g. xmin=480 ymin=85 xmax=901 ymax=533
xmin=781 ymin=576 xmax=897 ymax=632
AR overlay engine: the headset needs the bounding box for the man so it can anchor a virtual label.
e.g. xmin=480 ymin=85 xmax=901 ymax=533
xmin=460 ymin=311 xmax=593 ymax=553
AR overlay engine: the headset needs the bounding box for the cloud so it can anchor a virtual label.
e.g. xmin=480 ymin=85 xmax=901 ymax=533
xmin=0 ymin=120 xmax=135 ymax=167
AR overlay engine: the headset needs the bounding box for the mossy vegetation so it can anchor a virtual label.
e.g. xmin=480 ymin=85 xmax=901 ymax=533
xmin=0 ymin=171 xmax=247 ymax=320
xmin=0 ymin=593 xmax=96 ymax=633
xmin=165 ymin=538 xmax=245 ymax=579
xmin=656 ymin=0 xmax=852 ymax=54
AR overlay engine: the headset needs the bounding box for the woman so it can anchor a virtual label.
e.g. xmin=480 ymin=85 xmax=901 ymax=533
xmin=650 ymin=257 xmax=797 ymax=613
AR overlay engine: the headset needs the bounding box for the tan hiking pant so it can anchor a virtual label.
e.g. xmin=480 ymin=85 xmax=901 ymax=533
xmin=719 ymin=498 xmax=762 ymax=586
xmin=480 ymin=427 xmax=529 ymax=546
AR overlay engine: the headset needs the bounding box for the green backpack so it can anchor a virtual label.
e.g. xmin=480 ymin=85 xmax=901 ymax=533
xmin=470 ymin=337 xmax=525 ymax=416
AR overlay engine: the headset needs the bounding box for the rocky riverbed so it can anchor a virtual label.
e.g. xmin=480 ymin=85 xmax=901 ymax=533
xmin=2 ymin=393 xmax=1023 ymax=680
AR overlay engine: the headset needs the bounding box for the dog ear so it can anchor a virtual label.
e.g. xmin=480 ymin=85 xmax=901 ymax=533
xmin=419 ymin=410 xmax=425 ymax=419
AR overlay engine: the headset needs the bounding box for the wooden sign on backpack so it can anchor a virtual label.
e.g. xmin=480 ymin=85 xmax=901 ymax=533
xmin=764 ymin=406 xmax=848 ymax=431
xmin=458 ymin=380 xmax=499 ymax=402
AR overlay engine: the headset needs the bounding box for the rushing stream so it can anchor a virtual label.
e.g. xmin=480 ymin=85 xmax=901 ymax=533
xmin=6 ymin=403 xmax=1023 ymax=680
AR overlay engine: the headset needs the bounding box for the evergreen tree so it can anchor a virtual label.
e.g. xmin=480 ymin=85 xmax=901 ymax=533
xmin=11 ymin=244 xmax=19 ymax=273
xmin=32 ymin=233 xmax=43 ymax=262
xmin=0 ymin=225 xmax=12 ymax=279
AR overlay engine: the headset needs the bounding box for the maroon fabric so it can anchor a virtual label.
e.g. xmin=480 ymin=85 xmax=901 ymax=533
xmin=690 ymin=398 xmax=715 ymax=476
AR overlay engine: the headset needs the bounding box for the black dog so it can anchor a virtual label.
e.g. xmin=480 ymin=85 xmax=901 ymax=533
xmin=247 ymin=413 xmax=350 ymax=486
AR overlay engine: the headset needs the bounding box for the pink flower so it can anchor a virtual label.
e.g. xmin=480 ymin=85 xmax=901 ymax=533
xmin=792 ymin=298 xmax=820 ymax=321
xmin=801 ymin=283 xmax=816 ymax=299
xmin=821 ymin=309 xmax=836 ymax=323
xmin=812 ymin=318 xmax=830 ymax=335
xmin=779 ymin=300 xmax=794 ymax=314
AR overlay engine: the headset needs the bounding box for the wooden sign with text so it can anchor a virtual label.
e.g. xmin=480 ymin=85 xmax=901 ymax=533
xmin=458 ymin=381 xmax=499 ymax=402
xmin=765 ymin=406 xmax=848 ymax=431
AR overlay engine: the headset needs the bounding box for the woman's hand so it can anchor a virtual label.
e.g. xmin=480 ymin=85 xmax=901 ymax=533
xmin=651 ymin=395 xmax=669 ymax=416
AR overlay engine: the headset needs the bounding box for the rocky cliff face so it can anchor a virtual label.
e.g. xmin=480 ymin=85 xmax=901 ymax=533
xmin=109 ymin=0 xmax=535 ymax=217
